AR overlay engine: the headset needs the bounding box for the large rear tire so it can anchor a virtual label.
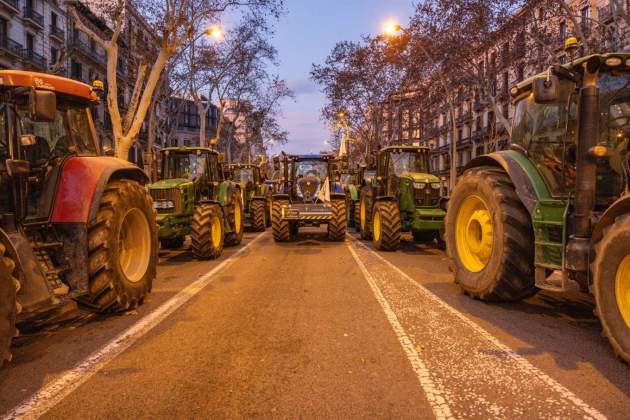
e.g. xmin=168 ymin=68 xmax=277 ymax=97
xmin=272 ymin=200 xmax=291 ymax=242
xmin=328 ymin=198 xmax=347 ymax=241
xmin=191 ymin=204 xmax=224 ymax=260
xmin=87 ymin=180 xmax=157 ymax=312
xmin=224 ymin=190 xmax=244 ymax=247
xmin=354 ymin=199 xmax=361 ymax=232
xmin=592 ymin=213 xmax=630 ymax=363
xmin=445 ymin=167 xmax=536 ymax=301
xmin=346 ymin=198 xmax=355 ymax=228
xmin=251 ymin=200 xmax=266 ymax=232
xmin=0 ymin=241 xmax=18 ymax=366
xmin=372 ymin=201 xmax=401 ymax=251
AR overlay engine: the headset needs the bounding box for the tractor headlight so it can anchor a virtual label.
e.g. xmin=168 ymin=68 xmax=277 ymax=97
xmin=153 ymin=200 xmax=175 ymax=209
xmin=414 ymin=182 xmax=427 ymax=189
xmin=430 ymin=183 xmax=441 ymax=189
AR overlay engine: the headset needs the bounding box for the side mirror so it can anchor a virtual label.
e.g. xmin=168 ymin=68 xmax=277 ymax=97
xmin=31 ymin=90 xmax=56 ymax=122
xmin=533 ymin=76 xmax=559 ymax=103
xmin=5 ymin=159 xmax=31 ymax=176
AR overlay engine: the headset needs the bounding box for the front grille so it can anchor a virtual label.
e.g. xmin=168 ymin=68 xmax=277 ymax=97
xmin=414 ymin=186 xmax=441 ymax=207
xmin=150 ymin=188 xmax=182 ymax=213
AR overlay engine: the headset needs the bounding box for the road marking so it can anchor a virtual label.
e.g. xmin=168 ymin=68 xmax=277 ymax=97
xmin=4 ymin=234 xmax=266 ymax=420
xmin=347 ymin=242 xmax=454 ymax=420
xmin=349 ymin=237 xmax=606 ymax=420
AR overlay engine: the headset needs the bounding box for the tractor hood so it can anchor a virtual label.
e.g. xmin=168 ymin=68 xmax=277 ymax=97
xmin=149 ymin=178 xmax=193 ymax=190
xmin=400 ymin=173 xmax=440 ymax=184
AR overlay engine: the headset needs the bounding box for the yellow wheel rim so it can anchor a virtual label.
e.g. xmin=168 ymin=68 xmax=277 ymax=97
xmin=373 ymin=210 xmax=381 ymax=242
xmin=615 ymin=254 xmax=630 ymax=328
xmin=455 ymin=195 xmax=494 ymax=273
xmin=118 ymin=208 xmax=151 ymax=283
xmin=234 ymin=200 xmax=242 ymax=233
xmin=361 ymin=199 xmax=367 ymax=231
xmin=211 ymin=215 xmax=222 ymax=248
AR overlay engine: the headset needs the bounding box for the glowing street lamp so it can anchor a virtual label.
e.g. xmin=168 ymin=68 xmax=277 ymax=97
xmin=383 ymin=20 xmax=402 ymax=37
xmin=206 ymin=25 xmax=224 ymax=41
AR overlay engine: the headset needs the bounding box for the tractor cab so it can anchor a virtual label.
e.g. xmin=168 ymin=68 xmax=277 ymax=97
xmin=223 ymin=163 xmax=271 ymax=231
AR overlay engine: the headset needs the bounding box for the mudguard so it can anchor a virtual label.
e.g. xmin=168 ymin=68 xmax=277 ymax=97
xmin=52 ymin=157 xmax=149 ymax=224
xmin=464 ymin=150 xmax=552 ymax=214
xmin=218 ymin=180 xmax=240 ymax=207
xmin=591 ymin=194 xmax=630 ymax=246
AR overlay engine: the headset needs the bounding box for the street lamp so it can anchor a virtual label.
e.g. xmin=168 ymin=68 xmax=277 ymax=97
xmin=383 ymin=20 xmax=402 ymax=37
xmin=206 ymin=25 xmax=224 ymax=41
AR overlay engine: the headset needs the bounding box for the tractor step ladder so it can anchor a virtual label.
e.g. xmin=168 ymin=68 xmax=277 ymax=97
xmin=532 ymin=199 xmax=578 ymax=292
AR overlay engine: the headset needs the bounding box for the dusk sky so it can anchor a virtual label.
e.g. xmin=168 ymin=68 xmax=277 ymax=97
xmin=268 ymin=0 xmax=416 ymax=155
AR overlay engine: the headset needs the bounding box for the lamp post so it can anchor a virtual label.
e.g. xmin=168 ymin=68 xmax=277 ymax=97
xmin=380 ymin=20 xmax=458 ymax=194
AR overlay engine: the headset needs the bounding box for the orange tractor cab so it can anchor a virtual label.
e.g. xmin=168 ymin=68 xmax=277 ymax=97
xmin=0 ymin=71 xmax=157 ymax=365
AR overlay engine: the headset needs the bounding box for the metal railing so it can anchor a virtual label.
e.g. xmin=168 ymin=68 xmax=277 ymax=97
xmin=69 ymin=36 xmax=106 ymax=65
xmin=50 ymin=24 xmax=64 ymax=40
xmin=23 ymin=48 xmax=46 ymax=69
xmin=0 ymin=0 xmax=19 ymax=11
xmin=0 ymin=36 xmax=23 ymax=57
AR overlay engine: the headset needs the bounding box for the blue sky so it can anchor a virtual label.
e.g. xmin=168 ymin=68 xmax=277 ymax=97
xmin=268 ymin=0 xmax=416 ymax=155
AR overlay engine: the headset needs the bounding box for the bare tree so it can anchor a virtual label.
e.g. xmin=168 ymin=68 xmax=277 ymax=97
xmin=68 ymin=0 xmax=283 ymax=160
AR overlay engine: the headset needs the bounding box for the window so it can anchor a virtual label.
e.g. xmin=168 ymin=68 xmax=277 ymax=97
xmin=581 ymin=6 xmax=590 ymax=24
xmin=559 ymin=21 xmax=567 ymax=39
xmin=26 ymin=33 xmax=34 ymax=52
xmin=71 ymin=60 xmax=82 ymax=80
xmin=51 ymin=46 xmax=58 ymax=63
xmin=51 ymin=12 xmax=57 ymax=29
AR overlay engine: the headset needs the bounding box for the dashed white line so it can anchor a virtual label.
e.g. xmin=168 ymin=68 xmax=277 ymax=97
xmin=350 ymin=237 xmax=606 ymax=420
xmin=3 ymin=233 xmax=266 ymax=420
xmin=347 ymin=242 xmax=454 ymax=420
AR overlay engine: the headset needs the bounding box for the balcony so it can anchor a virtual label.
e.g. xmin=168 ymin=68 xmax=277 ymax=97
xmin=456 ymin=111 xmax=472 ymax=124
xmin=23 ymin=48 xmax=46 ymax=70
xmin=0 ymin=0 xmax=19 ymax=13
xmin=69 ymin=36 xmax=106 ymax=67
xmin=49 ymin=24 xmax=64 ymax=42
xmin=0 ymin=36 xmax=23 ymax=59
xmin=23 ymin=6 xmax=44 ymax=29
xmin=457 ymin=137 xmax=472 ymax=149
xmin=598 ymin=5 xmax=615 ymax=23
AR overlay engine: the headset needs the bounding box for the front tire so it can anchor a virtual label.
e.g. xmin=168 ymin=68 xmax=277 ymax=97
xmin=0 ymin=241 xmax=18 ymax=366
xmin=250 ymin=200 xmax=266 ymax=232
xmin=593 ymin=213 xmax=630 ymax=363
xmin=191 ymin=204 xmax=224 ymax=260
xmin=87 ymin=180 xmax=157 ymax=312
xmin=359 ymin=193 xmax=372 ymax=239
xmin=272 ymin=200 xmax=291 ymax=242
xmin=224 ymin=190 xmax=244 ymax=246
xmin=328 ymin=199 xmax=347 ymax=241
xmin=347 ymin=198 xmax=355 ymax=228
xmin=445 ymin=167 xmax=536 ymax=301
xmin=372 ymin=201 xmax=401 ymax=251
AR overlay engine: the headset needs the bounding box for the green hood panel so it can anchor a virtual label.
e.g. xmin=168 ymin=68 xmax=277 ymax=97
xmin=149 ymin=179 xmax=193 ymax=190
xmin=400 ymin=173 xmax=440 ymax=183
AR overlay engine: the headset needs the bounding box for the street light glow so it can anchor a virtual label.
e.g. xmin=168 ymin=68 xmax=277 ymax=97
xmin=383 ymin=20 xmax=402 ymax=37
xmin=206 ymin=26 xmax=224 ymax=40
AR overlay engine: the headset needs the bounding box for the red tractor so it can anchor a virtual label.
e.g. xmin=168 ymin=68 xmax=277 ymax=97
xmin=0 ymin=71 xmax=157 ymax=365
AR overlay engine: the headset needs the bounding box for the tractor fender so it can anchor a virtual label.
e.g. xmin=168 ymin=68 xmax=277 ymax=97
xmin=591 ymin=194 xmax=630 ymax=246
xmin=218 ymin=181 xmax=240 ymax=208
xmin=52 ymin=157 xmax=149 ymax=224
xmin=464 ymin=150 xmax=552 ymax=214
xmin=375 ymin=195 xmax=397 ymax=202
xmin=272 ymin=193 xmax=290 ymax=200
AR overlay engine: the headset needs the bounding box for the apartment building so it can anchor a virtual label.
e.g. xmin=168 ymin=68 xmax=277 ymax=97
xmin=167 ymin=95 xmax=220 ymax=148
xmin=381 ymin=0 xmax=630 ymax=192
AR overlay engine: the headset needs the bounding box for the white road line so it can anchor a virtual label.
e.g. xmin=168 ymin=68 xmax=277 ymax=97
xmin=350 ymin=237 xmax=606 ymax=420
xmin=346 ymin=242 xmax=454 ymax=420
xmin=4 ymin=233 xmax=266 ymax=420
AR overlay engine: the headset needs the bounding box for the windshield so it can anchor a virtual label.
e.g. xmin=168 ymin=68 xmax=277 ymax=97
xmin=295 ymin=159 xmax=328 ymax=180
xmin=389 ymin=152 xmax=429 ymax=176
xmin=17 ymin=105 xmax=96 ymax=159
xmin=340 ymin=173 xmax=356 ymax=185
xmin=163 ymin=153 xmax=207 ymax=181
xmin=232 ymin=168 xmax=255 ymax=185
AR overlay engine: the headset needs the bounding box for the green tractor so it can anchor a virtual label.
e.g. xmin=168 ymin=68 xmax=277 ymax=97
xmin=224 ymin=163 xmax=272 ymax=232
xmin=149 ymin=147 xmax=243 ymax=259
xmin=271 ymin=154 xmax=347 ymax=242
xmin=358 ymin=145 xmax=447 ymax=250
xmin=333 ymin=167 xmax=359 ymax=228
xmin=350 ymin=166 xmax=376 ymax=230
xmin=446 ymin=53 xmax=630 ymax=363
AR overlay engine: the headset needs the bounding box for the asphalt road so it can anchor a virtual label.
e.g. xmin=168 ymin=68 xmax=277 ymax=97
xmin=0 ymin=228 xmax=628 ymax=419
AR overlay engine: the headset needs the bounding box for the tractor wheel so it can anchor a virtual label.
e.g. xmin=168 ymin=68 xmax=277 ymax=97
xmin=372 ymin=201 xmax=401 ymax=251
xmin=592 ymin=213 xmax=630 ymax=363
xmin=0 ymin=242 xmax=19 ymax=366
xmin=359 ymin=194 xmax=372 ymax=240
xmin=251 ymin=200 xmax=266 ymax=232
xmin=445 ymin=167 xmax=536 ymax=301
xmin=160 ymin=237 xmax=184 ymax=249
xmin=328 ymin=199 xmax=347 ymax=241
xmin=272 ymin=200 xmax=291 ymax=242
xmin=346 ymin=198 xmax=355 ymax=228
xmin=224 ymin=190 xmax=244 ymax=247
xmin=354 ymin=200 xmax=361 ymax=232
xmin=87 ymin=180 xmax=157 ymax=312
xmin=191 ymin=204 xmax=224 ymax=260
